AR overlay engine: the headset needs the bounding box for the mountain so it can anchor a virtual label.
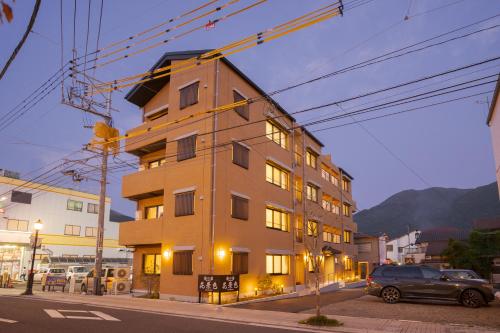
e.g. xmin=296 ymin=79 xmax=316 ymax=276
xmin=354 ymin=182 xmax=500 ymax=239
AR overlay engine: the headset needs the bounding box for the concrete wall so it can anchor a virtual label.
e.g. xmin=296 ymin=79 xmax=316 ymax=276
xmin=489 ymin=93 xmax=500 ymax=197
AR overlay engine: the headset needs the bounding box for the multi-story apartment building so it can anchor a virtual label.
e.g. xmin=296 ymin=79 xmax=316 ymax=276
xmin=487 ymin=76 xmax=500 ymax=198
xmin=119 ymin=50 xmax=358 ymax=302
xmin=0 ymin=170 xmax=129 ymax=279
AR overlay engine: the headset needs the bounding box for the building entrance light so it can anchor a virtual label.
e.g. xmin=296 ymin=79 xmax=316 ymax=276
xmin=217 ymin=248 xmax=226 ymax=260
xmin=163 ymin=249 xmax=171 ymax=259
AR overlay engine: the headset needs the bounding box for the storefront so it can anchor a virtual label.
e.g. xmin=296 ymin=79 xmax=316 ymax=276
xmin=0 ymin=230 xmax=31 ymax=280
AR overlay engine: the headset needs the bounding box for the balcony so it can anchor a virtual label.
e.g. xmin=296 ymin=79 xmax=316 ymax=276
xmin=125 ymin=117 xmax=168 ymax=156
xmin=122 ymin=167 xmax=165 ymax=200
xmin=119 ymin=218 xmax=163 ymax=246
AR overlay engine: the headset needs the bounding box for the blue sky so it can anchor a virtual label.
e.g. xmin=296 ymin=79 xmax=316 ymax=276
xmin=1 ymin=0 xmax=499 ymax=216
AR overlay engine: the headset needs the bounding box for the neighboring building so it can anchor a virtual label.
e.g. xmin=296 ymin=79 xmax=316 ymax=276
xmin=487 ymin=75 xmax=500 ymax=198
xmin=472 ymin=218 xmax=500 ymax=284
xmin=0 ymin=171 xmax=130 ymax=279
xmin=354 ymin=232 xmax=386 ymax=279
xmin=385 ymin=229 xmax=421 ymax=264
xmin=119 ymin=50 xmax=358 ymax=302
xmin=414 ymin=227 xmax=469 ymax=269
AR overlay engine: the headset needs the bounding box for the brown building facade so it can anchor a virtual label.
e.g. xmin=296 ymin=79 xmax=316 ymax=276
xmin=119 ymin=50 xmax=358 ymax=302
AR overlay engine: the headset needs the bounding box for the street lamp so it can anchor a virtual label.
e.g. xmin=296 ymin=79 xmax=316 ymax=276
xmin=23 ymin=219 xmax=42 ymax=295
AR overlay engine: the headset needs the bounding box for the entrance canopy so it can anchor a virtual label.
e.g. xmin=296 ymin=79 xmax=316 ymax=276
xmin=322 ymin=246 xmax=342 ymax=256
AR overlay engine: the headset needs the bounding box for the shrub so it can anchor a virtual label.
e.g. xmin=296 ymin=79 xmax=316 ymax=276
xmin=299 ymin=315 xmax=343 ymax=327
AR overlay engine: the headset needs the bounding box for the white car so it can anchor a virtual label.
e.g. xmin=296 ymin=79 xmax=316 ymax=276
xmin=33 ymin=267 xmax=66 ymax=283
xmin=66 ymin=266 xmax=89 ymax=283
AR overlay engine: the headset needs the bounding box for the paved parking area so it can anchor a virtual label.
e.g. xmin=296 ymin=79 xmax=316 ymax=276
xmin=306 ymin=294 xmax=500 ymax=329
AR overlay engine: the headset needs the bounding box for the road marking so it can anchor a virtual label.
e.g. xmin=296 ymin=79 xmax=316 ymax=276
xmin=44 ymin=309 xmax=120 ymax=321
xmin=0 ymin=318 xmax=17 ymax=324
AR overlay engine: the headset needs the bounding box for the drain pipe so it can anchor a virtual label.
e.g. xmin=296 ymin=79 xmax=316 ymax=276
xmin=210 ymin=59 xmax=220 ymax=273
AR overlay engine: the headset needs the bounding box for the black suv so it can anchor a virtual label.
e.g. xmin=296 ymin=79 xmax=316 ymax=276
xmin=366 ymin=265 xmax=495 ymax=308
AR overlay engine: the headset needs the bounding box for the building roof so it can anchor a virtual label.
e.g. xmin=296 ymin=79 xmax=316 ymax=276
xmin=339 ymin=167 xmax=354 ymax=180
xmin=124 ymin=49 xmax=324 ymax=147
xmin=487 ymin=74 xmax=500 ymax=125
xmin=110 ymin=209 xmax=134 ymax=223
xmin=354 ymin=232 xmax=377 ymax=239
xmin=416 ymin=227 xmax=469 ymax=244
xmin=473 ymin=217 xmax=500 ymax=231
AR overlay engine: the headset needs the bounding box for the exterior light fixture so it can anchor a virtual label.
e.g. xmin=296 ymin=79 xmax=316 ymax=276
xmin=34 ymin=219 xmax=43 ymax=230
xmin=163 ymin=249 xmax=171 ymax=259
xmin=217 ymin=248 xmax=226 ymax=259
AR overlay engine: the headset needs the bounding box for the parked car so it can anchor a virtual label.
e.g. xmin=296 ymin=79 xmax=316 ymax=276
xmin=33 ymin=267 xmax=65 ymax=283
xmin=441 ymin=269 xmax=489 ymax=283
xmin=33 ymin=268 xmax=49 ymax=283
xmin=366 ymin=265 xmax=495 ymax=308
xmin=66 ymin=266 xmax=89 ymax=283
xmin=81 ymin=267 xmax=116 ymax=294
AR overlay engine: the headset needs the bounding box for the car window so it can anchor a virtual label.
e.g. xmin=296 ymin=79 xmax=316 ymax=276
xmin=74 ymin=267 xmax=87 ymax=273
xmin=50 ymin=269 xmax=65 ymax=273
xmin=448 ymin=271 xmax=478 ymax=279
xmin=399 ymin=266 xmax=422 ymax=278
xmin=422 ymin=267 xmax=442 ymax=279
xmin=371 ymin=266 xmax=383 ymax=277
xmin=381 ymin=266 xmax=399 ymax=277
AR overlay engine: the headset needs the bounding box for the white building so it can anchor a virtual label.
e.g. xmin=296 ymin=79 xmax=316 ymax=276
xmin=385 ymin=230 xmax=421 ymax=264
xmin=0 ymin=171 xmax=131 ymax=280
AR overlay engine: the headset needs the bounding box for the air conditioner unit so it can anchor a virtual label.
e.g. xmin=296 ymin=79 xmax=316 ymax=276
xmin=113 ymin=280 xmax=130 ymax=294
xmin=114 ymin=267 xmax=130 ymax=280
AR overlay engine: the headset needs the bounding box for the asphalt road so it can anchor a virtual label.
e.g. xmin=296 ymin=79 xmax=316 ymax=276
xmin=0 ymin=296 xmax=309 ymax=333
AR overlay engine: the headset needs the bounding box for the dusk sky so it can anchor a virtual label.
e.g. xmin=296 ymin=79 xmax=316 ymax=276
xmin=1 ymin=0 xmax=499 ymax=216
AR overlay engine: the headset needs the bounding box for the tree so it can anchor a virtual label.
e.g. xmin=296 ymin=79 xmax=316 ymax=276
xmin=442 ymin=239 xmax=472 ymax=269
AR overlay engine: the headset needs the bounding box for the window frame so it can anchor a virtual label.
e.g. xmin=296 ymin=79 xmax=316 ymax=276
xmin=87 ymin=203 xmax=99 ymax=214
xmin=85 ymin=226 xmax=98 ymax=237
xmin=144 ymin=205 xmax=164 ymax=219
xmin=307 ymin=220 xmax=319 ymax=237
xmin=232 ymin=252 xmax=249 ymax=275
xmin=266 ymin=254 xmax=290 ymax=275
xmin=174 ymin=191 xmax=195 ymax=217
xmin=232 ymin=141 xmax=250 ymax=169
xmin=177 ymin=134 xmax=197 ymax=161
xmin=143 ymin=253 xmax=161 ymax=275
xmin=265 ymin=163 xmax=289 ymax=190
xmin=179 ymin=81 xmax=199 ymax=109
xmin=305 ymin=150 xmax=318 ymax=169
xmin=342 ymin=202 xmax=351 ymax=217
xmin=265 ymin=207 xmax=290 ymax=232
xmin=67 ymin=199 xmax=83 ymax=212
xmin=265 ymin=121 xmax=288 ymax=149
xmin=148 ymin=158 xmax=166 ymax=169
xmin=343 ymin=230 xmax=352 ymax=244
xmin=231 ymin=195 xmax=249 ymax=220
xmin=306 ymin=183 xmax=318 ymax=202
xmin=232 ymin=90 xmax=249 ymax=120
xmin=6 ymin=219 xmax=29 ymax=232
xmin=173 ymin=251 xmax=193 ymax=275
xmin=64 ymin=224 xmax=81 ymax=236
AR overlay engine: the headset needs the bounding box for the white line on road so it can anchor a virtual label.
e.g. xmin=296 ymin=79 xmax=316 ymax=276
xmin=90 ymin=311 xmax=121 ymax=321
xmin=44 ymin=309 xmax=65 ymax=319
xmin=44 ymin=309 xmax=120 ymax=321
xmin=0 ymin=318 xmax=17 ymax=324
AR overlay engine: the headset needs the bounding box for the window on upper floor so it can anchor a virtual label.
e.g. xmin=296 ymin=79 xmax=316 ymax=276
xmin=295 ymin=216 xmax=303 ymax=243
xmin=343 ymin=202 xmax=351 ymax=217
xmin=265 ymin=163 xmax=289 ymax=190
xmin=175 ymin=191 xmax=195 ymax=216
xmin=332 ymin=202 xmax=340 ymax=215
xmin=67 ymin=199 xmax=83 ymax=212
xmin=87 ymin=203 xmax=99 ymax=214
xmin=11 ymin=191 xmax=32 ymax=204
xmin=231 ymin=195 xmax=249 ymax=220
xmin=331 ymin=173 xmax=339 ymax=187
xmin=232 ymin=142 xmax=249 ymax=169
xmin=265 ymin=207 xmax=289 ymax=232
xmin=295 ymin=178 xmax=303 ymax=203
xmin=177 ymin=134 xmax=197 ymax=161
xmin=6 ymin=219 xmax=28 ymax=232
xmin=266 ymin=121 xmax=288 ymax=149
xmin=85 ymin=227 xmax=97 ymax=237
xmin=145 ymin=205 xmax=164 ymax=219
xmin=344 ymin=257 xmax=353 ymax=271
xmin=232 ymin=252 xmax=249 ymax=275
xmin=358 ymin=242 xmax=372 ymax=253
xmin=64 ymin=224 xmax=81 ymax=236
xmin=307 ymin=220 xmax=319 ymax=237
xmin=306 ymin=183 xmax=318 ymax=202
xmin=305 ymin=150 xmax=317 ymax=169
xmin=233 ymin=90 xmax=249 ymax=120
xmin=145 ymin=106 xmax=168 ymax=121
xmin=148 ymin=158 xmax=166 ymax=169
xmin=343 ymin=230 xmax=352 ymax=244
xmin=179 ymin=81 xmax=199 ymax=109
xmin=322 ymin=198 xmax=332 ymax=212
xmin=143 ymin=253 xmax=161 ymax=275
xmin=342 ymin=178 xmax=351 ymax=192
xmin=266 ymin=254 xmax=289 ymax=275
xmin=321 ymin=168 xmax=330 ymax=181
xmin=173 ymin=251 xmax=193 ymax=275
xmin=386 ymin=244 xmax=394 ymax=252
xmin=323 ymin=231 xmax=341 ymax=244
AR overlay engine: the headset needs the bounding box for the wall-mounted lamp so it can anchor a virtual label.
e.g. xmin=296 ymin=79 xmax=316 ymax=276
xmin=163 ymin=249 xmax=171 ymax=259
xmin=217 ymin=248 xmax=226 ymax=260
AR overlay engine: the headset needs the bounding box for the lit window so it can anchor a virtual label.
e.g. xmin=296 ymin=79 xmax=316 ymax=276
xmin=342 ymin=203 xmax=351 ymax=217
xmin=306 ymin=184 xmax=318 ymax=202
xmin=64 ymin=224 xmax=81 ymax=236
xmin=295 ymin=216 xmax=303 ymax=243
xmin=266 ymin=255 xmax=289 ymax=275
xmin=333 ymin=233 xmax=341 ymax=244
xmin=305 ymin=150 xmax=317 ymax=169
xmin=331 ymin=174 xmax=339 ymax=186
xmin=322 ymin=199 xmax=332 ymax=212
xmin=67 ymin=199 xmax=83 ymax=212
xmin=332 ymin=203 xmax=340 ymax=215
xmin=342 ymin=178 xmax=350 ymax=192
xmin=344 ymin=257 xmax=353 ymax=271
xmin=307 ymin=220 xmax=319 ymax=237
xmin=343 ymin=230 xmax=352 ymax=244
xmin=266 ymin=207 xmax=289 ymax=232
xmin=265 ymin=163 xmax=289 ymax=190
xmin=145 ymin=205 xmax=164 ymax=219
xmin=143 ymin=254 xmax=161 ymax=275
xmin=321 ymin=169 xmax=330 ymax=181
xmin=148 ymin=158 xmax=166 ymax=169
xmin=266 ymin=121 xmax=288 ymax=149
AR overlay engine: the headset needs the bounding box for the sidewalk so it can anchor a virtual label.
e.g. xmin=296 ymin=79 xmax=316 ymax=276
xmin=0 ymin=288 xmax=498 ymax=333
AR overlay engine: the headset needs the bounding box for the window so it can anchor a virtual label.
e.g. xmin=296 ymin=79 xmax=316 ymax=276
xmin=143 ymin=254 xmax=161 ymax=275
xmin=295 ymin=216 xmax=303 ymax=243
xmin=321 ymin=169 xmax=330 ymax=181
xmin=148 ymin=158 xmax=166 ymax=169
xmin=179 ymin=81 xmax=199 ymax=109
xmin=265 ymin=207 xmax=289 ymax=231
xmin=305 ymin=150 xmax=317 ymax=169
xmin=295 ymin=179 xmax=302 ymax=203
xmin=322 ymin=199 xmax=332 ymax=212
xmin=62 ymin=254 xmax=78 ymax=259
xmin=173 ymin=251 xmax=193 ymax=275
xmin=83 ymin=255 xmax=95 ymax=259
xmin=232 ymin=252 xmax=248 ymax=275
xmin=85 ymin=227 xmax=97 ymax=237
xmin=232 ymin=142 xmax=249 ymax=169
xmin=307 ymin=220 xmax=319 ymax=237
xmin=145 ymin=205 xmax=164 ymax=219
xmin=421 ymin=267 xmax=442 ymax=280
xmin=177 ymin=134 xmax=197 ymax=161
xmin=323 ymin=231 xmax=333 ymax=243
xmin=6 ymin=219 xmax=28 ymax=232
xmin=266 ymin=121 xmax=288 ymax=149
xmin=266 ymin=255 xmax=289 ymax=275
xmin=333 ymin=233 xmax=341 ymax=244
xmin=145 ymin=107 xmax=168 ymax=121
xmin=398 ymin=247 xmax=404 ymax=253
xmin=11 ymin=191 xmax=32 ymax=204
xmin=332 ymin=203 xmax=340 ymax=215
xmin=265 ymin=163 xmax=289 ymax=190
xmin=342 ymin=178 xmax=350 ymax=192
xmin=231 ymin=195 xmax=249 ymax=220
xmin=87 ymin=203 xmax=99 ymax=214
xmin=331 ymin=174 xmax=339 ymax=186
xmin=64 ymin=225 xmax=81 ymax=236
xmin=343 ymin=230 xmax=352 ymax=244
xmin=386 ymin=244 xmax=394 ymax=252
xmin=67 ymin=199 xmax=83 ymax=212
xmin=233 ymin=90 xmax=249 ymax=120
xmin=358 ymin=243 xmax=372 ymax=253
xmin=306 ymin=184 xmax=318 ymax=202
xmin=342 ymin=202 xmax=351 ymax=217
xmin=175 ymin=191 xmax=195 ymax=216
xmin=344 ymin=257 xmax=353 ymax=271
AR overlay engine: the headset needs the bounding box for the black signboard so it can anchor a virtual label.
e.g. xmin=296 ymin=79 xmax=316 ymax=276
xmin=198 ymin=275 xmax=239 ymax=304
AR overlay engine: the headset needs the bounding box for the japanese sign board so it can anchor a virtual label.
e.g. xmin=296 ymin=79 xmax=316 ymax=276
xmin=45 ymin=276 xmax=66 ymax=287
xmin=198 ymin=275 xmax=239 ymax=293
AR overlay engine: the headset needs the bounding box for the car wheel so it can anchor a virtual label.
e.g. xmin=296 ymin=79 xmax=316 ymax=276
xmin=381 ymin=287 xmax=400 ymax=304
xmin=461 ymin=289 xmax=484 ymax=308
xmin=81 ymin=284 xmax=87 ymax=293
